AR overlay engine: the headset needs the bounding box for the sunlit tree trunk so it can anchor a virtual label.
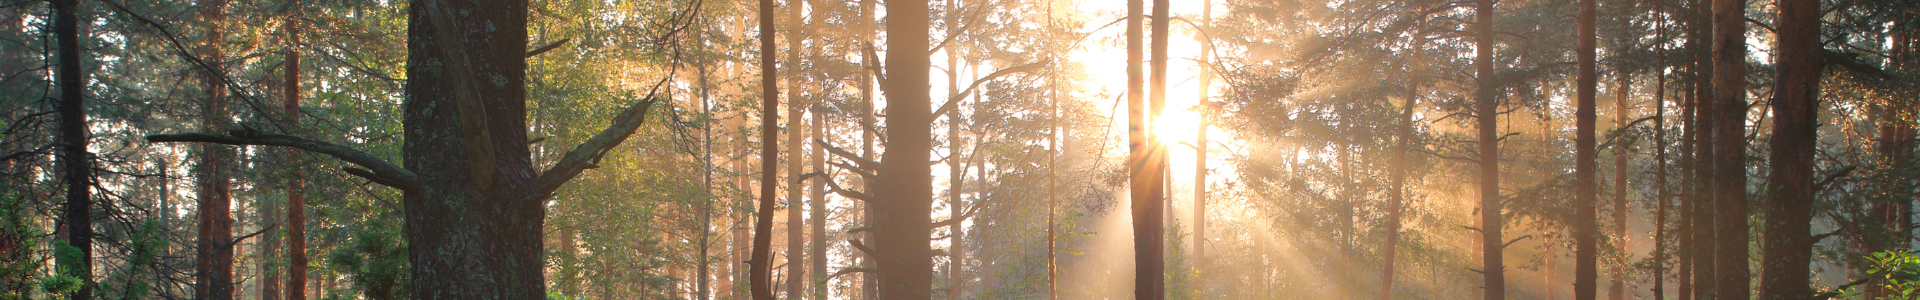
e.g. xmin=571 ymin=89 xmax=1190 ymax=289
xmin=784 ymin=0 xmax=807 ymax=295
xmin=1609 ymin=71 xmax=1630 ymax=300
xmin=1757 ymin=0 xmax=1820 ymax=297
xmin=1473 ymin=0 xmax=1505 ymax=298
xmin=1129 ymin=0 xmax=1170 ymax=297
xmin=1381 ymin=37 xmax=1419 ymax=300
xmin=1710 ymin=0 xmax=1750 ymax=294
xmin=809 ymin=105 xmax=828 ymax=300
xmin=857 ymin=0 xmax=880 ymax=297
xmin=272 ymin=6 xmax=304 ymax=300
xmin=944 ymin=3 xmax=967 ymax=297
xmin=195 ymin=0 xmax=236 ymax=297
xmin=750 ymin=0 xmax=782 ymax=294
xmin=1574 ymin=0 xmax=1600 ymax=296
xmin=877 ymin=0 xmax=934 ymax=297
xmin=52 ymin=0 xmax=92 ymax=298
xmin=1194 ymin=2 xmax=1212 ymax=297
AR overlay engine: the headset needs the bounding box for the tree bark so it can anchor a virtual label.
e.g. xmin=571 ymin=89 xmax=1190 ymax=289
xmin=876 ymin=0 xmax=934 ymax=297
xmin=784 ymin=0 xmax=807 ymax=295
xmin=195 ymin=0 xmax=236 ymax=297
xmin=1194 ymin=2 xmax=1212 ymax=297
xmin=52 ymin=0 xmax=92 ymax=298
xmin=1474 ymin=0 xmax=1505 ymax=298
xmin=1757 ymin=0 xmax=1820 ymax=297
xmin=1711 ymin=0 xmax=1750 ymax=295
xmin=1575 ymin=0 xmax=1600 ymax=296
xmin=809 ymin=106 xmax=828 ymax=300
xmin=1684 ymin=0 xmax=1717 ymax=295
xmin=1653 ymin=66 xmax=1670 ymax=300
xmin=751 ymin=0 xmax=781 ymax=295
xmin=280 ymin=7 xmax=306 ymax=300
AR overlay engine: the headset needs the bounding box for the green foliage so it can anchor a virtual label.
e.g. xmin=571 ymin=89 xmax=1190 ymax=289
xmin=1868 ymin=251 xmax=1920 ymax=300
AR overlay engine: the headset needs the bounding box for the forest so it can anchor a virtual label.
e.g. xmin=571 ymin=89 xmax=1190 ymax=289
xmin=0 ymin=0 xmax=1916 ymax=298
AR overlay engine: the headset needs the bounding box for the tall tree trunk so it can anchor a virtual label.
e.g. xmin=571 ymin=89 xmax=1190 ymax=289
xmin=1711 ymin=0 xmax=1750 ymax=294
xmin=1130 ymin=0 xmax=1170 ymax=297
xmin=1379 ymin=42 xmax=1418 ymax=300
xmin=750 ymin=0 xmax=781 ymax=295
xmin=1610 ymin=71 xmax=1631 ymax=300
xmin=195 ymin=0 xmax=236 ymax=298
xmin=697 ymin=46 xmax=715 ymax=300
xmin=1757 ymin=0 xmax=1820 ymax=297
xmin=944 ymin=3 xmax=967 ymax=297
xmin=1194 ymin=1 xmax=1212 ymax=297
xmin=783 ymin=0 xmax=807 ymax=295
xmin=1574 ymin=0 xmax=1600 ymax=296
xmin=809 ymin=106 xmax=828 ymax=300
xmin=52 ymin=0 xmax=91 ymax=298
xmin=857 ymin=0 xmax=880 ymax=297
xmin=1474 ymin=0 xmax=1505 ymax=297
xmin=1653 ymin=66 xmax=1670 ymax=300
xmin=876 ymin=0 xmax=934 ymax=297
xmin=1684 ymin=0 xmax=1717 ymax=295
xmin=278 ymin=7 xmax=306 ymax=300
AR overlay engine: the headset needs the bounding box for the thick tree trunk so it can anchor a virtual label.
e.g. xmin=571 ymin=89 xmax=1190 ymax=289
xmin=876 ymin=0 xmax=934 ymax=297
xmin=1609 ymin=71 xmax=1631 ymax=300
xmin=1574 ymin=0 xmax=1600 ymax=297
xmin=52 ymin=0 xmax=92 ymax=299
xmin=750 ymin=0 xmax=780 ymax=295
xmin=1710 ymin=0 xmax=1750 ymax=295
xmin=1684 ymin=0 xmax=1717 ymax=295
xmin=1757 ymin=0 xmax=1820 ymax=297
xmin=402 ymin=0 xmax=544 ymax=298
xmin=1474 ymin=0 xmax=1504 ymax=298
xmin=196 ymin=1 xmax=236 ymax=298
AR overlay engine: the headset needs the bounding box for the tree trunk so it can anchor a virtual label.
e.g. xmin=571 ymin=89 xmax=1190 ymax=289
xmin=1133 ymin=0 xmax=1171 ymax=297
xmin=1684 ymin=0 xmax=1717 ymax=295
xmin=1381 ymin=37 xmax=1419 ymax=300
xmin=1653 ymin=65 xmax=1670 ymax=300
xmin=944 ymin=4 xmax=967 ymax=297
xmin=52 ymin=0 xmax=92 ymax=298
xmin=750 ymin=0 xmax=781 ymax=295
xmin=1711 ymin=0 xmax=1750 ymax=294
xmin=1575 ymin=0 xmax=1600 ymax=296
xmin=1194 ymin=2 xmax=1212 ymax=297
xmin=276 ymin=8 xmax=305 ymax=300
xmin=399 ymin=0 xmax=557 ymax=297
xmin=809 ymin=106 xmax=828 ymax=300
xmin=876 ymin=0 xmax=934 ymax=297
xmin=1757 ymin=0 xmax=1819 ymax=297
xmin=697 ymin=46 xmax=715 ymax=300
xmin=1474 ymin=0 xmax=1504 ymax=298
xmin=784 ymin=0 xmax=807 ymax=295
xmin=1609 ymin=71 xmax=1631 ymax=300
xmin=196 ymin=0 xmax=236 ymax=297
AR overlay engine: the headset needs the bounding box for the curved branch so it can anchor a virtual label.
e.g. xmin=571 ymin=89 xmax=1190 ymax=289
xmin=532 ymin=96 xmax=663 ymax=200
xmin=147 ymin=129 xmax=419 ymax=190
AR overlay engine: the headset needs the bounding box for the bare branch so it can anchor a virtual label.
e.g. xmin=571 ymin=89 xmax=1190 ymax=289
xmin=526 ymin=38 xmax=573 ymax=57
xmin=147 ymin=129 xmax=419 ymax=190
xmin=818 ymin=139 xmax=879 ymax=171
xmin=932 ymin=59 xmax=1052 ymax=118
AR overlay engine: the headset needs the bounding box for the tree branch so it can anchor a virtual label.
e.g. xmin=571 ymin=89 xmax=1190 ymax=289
xmin=531 ymin=96 xmax=663 ymax=200
xmin=932 ymin=59 xmax=1052 ymax=118
xmin=147 ymin=128 xmax=420 ymax=190
xmin=818 ymin=139 xmax=879 ymax=171
xmin=526 ymin=38 xmax=572 ymax=57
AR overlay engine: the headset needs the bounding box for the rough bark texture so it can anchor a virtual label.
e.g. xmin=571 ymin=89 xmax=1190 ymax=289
xmin=876 ymin=0 xmax=934 ymax=297
xmin=52 ymin=0 xmax=92 ymax=298
xmin=1758 ymin=0 xmax=1819 ymax=297
xmin=1474 ymin=0 xmax=1504 ymax=298
xmin=750 ymin=0 xmax=780 ymax=295
xmin=1653 ymin=68 xmax=1670 ymax=300
xmin=196 ymin=0 xmax=236 ymax=298
xmin=1574 ymin=0 xmax=1600 ymax=297
xmin=1684 ymin=0 xmax=1717 ymax=295
xmin=1711 ymin=0 xmax=1750 ymax=295
xmin=403 ymin=0 xmax=539 ymax=298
